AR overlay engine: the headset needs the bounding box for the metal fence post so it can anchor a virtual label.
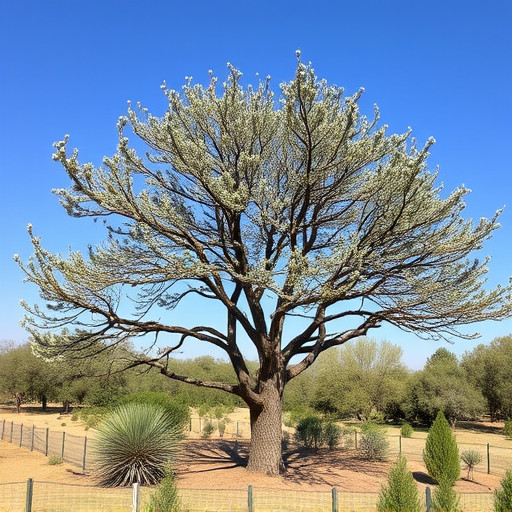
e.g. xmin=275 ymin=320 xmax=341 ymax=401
xmin=425 ymin=486 xmax=432 ymax=512
xmin=132 ymin=482 xmax=139 ymax=512
xmin=248 ymin=485 xmax=253 ymax=512
xmin=399 ymin=435 xmax=401 ymax=455
xmin=331 ymin=487 xmax=338 ymax=512
xmin=31 ymin=425 xmax=35 ymax=451
xmin=82 ymin=436 xmax=88 ymax=471
xmin=20 ymin=423 xmax=23 ymax=447
xmin=61 ymin=432 xmax=66 ymax=459
xmin=10 ymin=421 xmax=13 ymax=443
xmin=354 ymin=431 xmax=358 ymax=449
xmin=487 ymin=443 xmax=490 ymax=474
xmin=1 ymin=419 xmax=4 ymax=439
xmin=25 ymin=478 xmax=34 ymax=512
xmin=45 ymin=428 xmax=49 ymax=456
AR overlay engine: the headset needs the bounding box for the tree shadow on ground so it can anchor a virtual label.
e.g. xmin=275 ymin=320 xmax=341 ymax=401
xmin=282 ymin=448 xmax=389 ymax=486
xmin=176 ymin=440 xmax=248 ymax=473
xmin=412 ymin=471 xmax=437 ymax=485
xmin=457 ymin=421 xmax=504 ymax=435
xmin=176 ymin=441 xmax=390 ymax=486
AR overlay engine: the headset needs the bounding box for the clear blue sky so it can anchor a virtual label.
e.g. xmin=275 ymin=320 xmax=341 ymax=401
xmin=1 ymin=0 xmax=511 ymax=370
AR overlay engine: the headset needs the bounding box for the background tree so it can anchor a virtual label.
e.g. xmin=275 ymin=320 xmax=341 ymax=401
xmin=0 ymin=343 xmax=60 ymax=408
xmin=404 ymin=348 xmax=485 ymax=426
xmin=312 ymin=338 xmax=409 ymax=420
xmin=17 ymin=57 xmax=511 ymax=475
xmin=462 ymin=335 xmax=512 ymax=421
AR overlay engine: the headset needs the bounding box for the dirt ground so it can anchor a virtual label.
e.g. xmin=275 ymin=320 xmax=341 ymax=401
xmin=0 ymin=405 xmax=507 ymax=494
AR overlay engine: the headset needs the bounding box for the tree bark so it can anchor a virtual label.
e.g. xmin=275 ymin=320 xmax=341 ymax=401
xmin=246 ymin=381 xmax=284 ymax=476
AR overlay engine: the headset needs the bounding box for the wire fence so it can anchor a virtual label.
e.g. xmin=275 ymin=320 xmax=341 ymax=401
xmin=1 ymin=419 xmax=88 ymax=469
xmin=2 ymin=417 xmax=512 ymax=478
xmin=0 ymin=480 xmax=500 ymax=512
xmin=382 ymin=434 xmax=512 ymax=478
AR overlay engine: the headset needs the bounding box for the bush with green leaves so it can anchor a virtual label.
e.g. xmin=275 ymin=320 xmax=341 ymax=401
xmin=295 ymin=415 xmax=324 ymax=450
xmin=145 ymin=465 xmax=181 ymax=512
xmin=359 ymin=422 xmax=389 ymax=461
xmin=48 ymin=454 xmax=63 ymax=465
xmin=115 ymin=392 xmax=189 ymax=429
xmin=504 ymin=420 xmax=512 ymax=439
xmin=377 ymin=455 xmax=422 ymax=512
xmin=494 ymin=468 xmax=512 ymax=512
xmin=76 ymin=406 xmax=109 ymax=429
xmin=218 ymin=419 xmax=227 ymax=437
xmin=323 ymin=422 xmax=342 ymax=450
xmin=400 ymin=422 xmax=413 ymax=438
xmin=423 ymin=411 xmax=460 ymax=485
xmin=201 ymin=420 xmax=215 ymax=439
xmin=460 ymin=449 xmax=482 ymax=480
xmin=432 ymin=478 xmax=462 ymax=512
xmin=94 ymin=402 xmax=183 ymax=486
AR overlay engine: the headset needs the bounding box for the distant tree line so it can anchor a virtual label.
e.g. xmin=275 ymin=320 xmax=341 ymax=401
xmin=1 ymin=335 xmax=511 ymax=425
xmin=0 ymin=340 xmax=245 ymax=412
xmin=284 ymin=335 xmax=512 ymax=426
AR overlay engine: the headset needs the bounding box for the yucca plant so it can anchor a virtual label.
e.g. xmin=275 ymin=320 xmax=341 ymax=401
xmin=94 ymin=402 xmax=183 ymax=486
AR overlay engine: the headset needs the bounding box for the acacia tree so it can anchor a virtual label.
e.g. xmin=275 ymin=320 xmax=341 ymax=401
xmin=16 ymin=55 xmax=511 ymax=475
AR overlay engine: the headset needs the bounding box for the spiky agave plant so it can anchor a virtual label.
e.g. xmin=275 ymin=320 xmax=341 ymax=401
xmin=93 ymin=402 xmax=183 ymax=486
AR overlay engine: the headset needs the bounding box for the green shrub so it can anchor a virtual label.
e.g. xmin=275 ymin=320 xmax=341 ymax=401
xmin=201 ymin=420 xmax=215 ymax=439
xmin=400 ymin=422 xmax=414 ymax=438
xmin=218 ymin=419 xmax=227 ymax=438
xmin=377 ymin=455 xmax=422 ymax=512
xmin=94 ymin=403 xmax=182 ymax=486
xmin=145 ymin=465 xmax=181 ymax=512
xmin=323 ymin=422 xmax=342 ymax=450
xmin=423 ymin=411 xmax=460 ymax=485
xmin=115 ymin=392 xmax=189 ymax=429
xmin=504 ymin=420 xmax=512 ymax=439
xmin=48 ymin=454 xmax=63 ymax=465
xmin=460 ymin=449 xmax=482 ymax=480
xmin=432 ymin=478 xmax=462 ymax=512
xmin=494 ymin=468 xmax=512 ymax=512
xmin=359 ymin=423 xmax=389 ymax=461
xmin=76 ymin=406 xmax=109 ymax=429
xmin=338 ymin=426 xmax=356 ymax=449
xmin=295 ymin=415 xmax=324 ymax=450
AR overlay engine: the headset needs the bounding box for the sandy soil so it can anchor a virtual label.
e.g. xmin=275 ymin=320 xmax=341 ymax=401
xmin=0 ymin=405 xmax=507 ymax=493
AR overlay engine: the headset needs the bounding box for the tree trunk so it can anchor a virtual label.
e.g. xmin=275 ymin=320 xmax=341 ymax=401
xmin=246 ymin=381 xmax=283 ymax=476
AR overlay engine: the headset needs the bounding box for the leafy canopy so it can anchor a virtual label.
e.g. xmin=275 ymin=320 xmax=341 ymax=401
xmin=16 ymin=54 xmax=511 ymax=401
